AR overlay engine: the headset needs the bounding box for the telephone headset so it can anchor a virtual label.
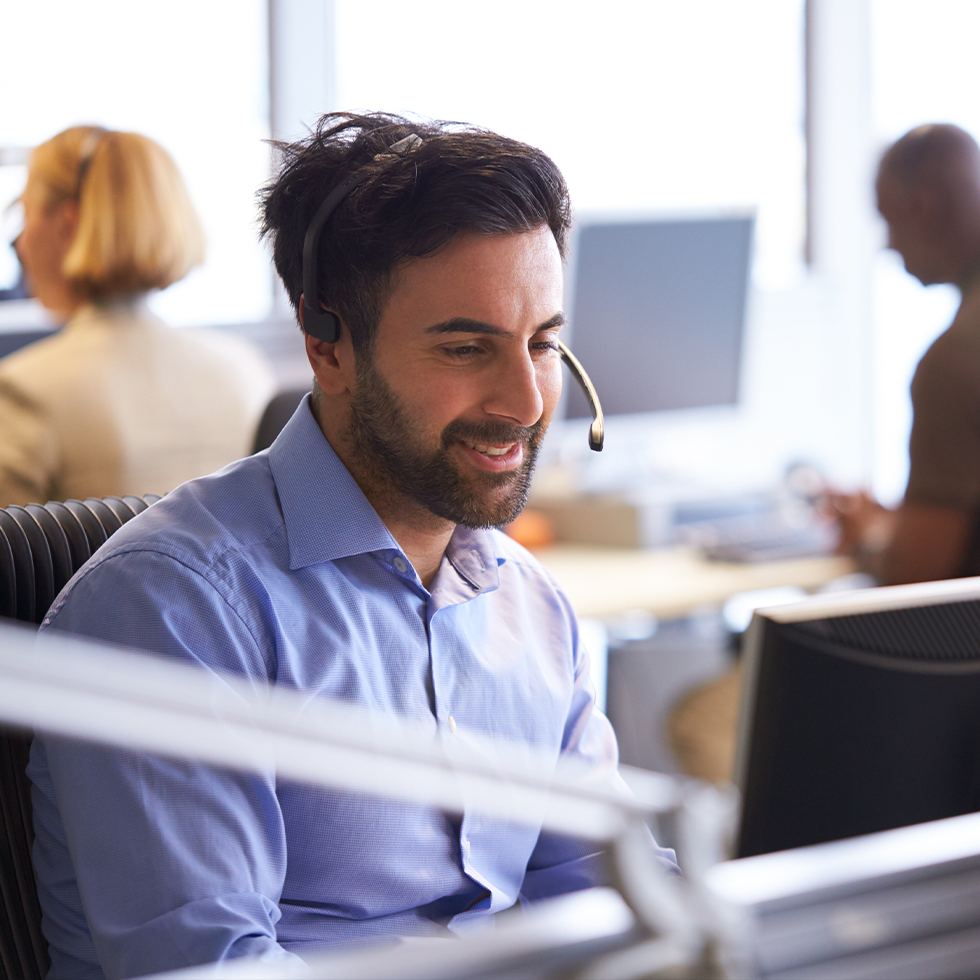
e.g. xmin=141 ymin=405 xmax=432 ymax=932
xmin=301 ymin=133 xmax=604 ymax=451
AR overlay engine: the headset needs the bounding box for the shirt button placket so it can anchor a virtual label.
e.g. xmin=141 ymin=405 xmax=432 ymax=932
xmin=429 ymin=616 xmax=458 ymax=749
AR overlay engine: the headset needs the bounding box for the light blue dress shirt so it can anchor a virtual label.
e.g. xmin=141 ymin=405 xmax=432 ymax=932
xmin=29 ymin=397 xmax=677 ymax=979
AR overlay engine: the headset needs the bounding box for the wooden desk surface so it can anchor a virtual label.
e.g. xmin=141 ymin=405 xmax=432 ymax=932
xmin=534 ymin=544 xmax=856 ymax=620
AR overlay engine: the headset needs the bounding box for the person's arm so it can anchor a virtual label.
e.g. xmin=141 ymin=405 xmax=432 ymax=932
xmin=826 ymin=491 xmax=972 ymax=585
xmin=33 ymin=549 xmax=304 ymax=979
xmin=869 ymin=335 xmax=980 ymax=584
xmin=877 ymin=502 xmax=973 ymax=584
xmin=827 ymin=331 xmax=980 ymax=586
xmin=519 ymin=610 xmax=679 ymax=903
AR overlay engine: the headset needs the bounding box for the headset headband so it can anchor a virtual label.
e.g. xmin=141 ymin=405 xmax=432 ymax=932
xmin=301 ymin=134 xmax=423 ymax=345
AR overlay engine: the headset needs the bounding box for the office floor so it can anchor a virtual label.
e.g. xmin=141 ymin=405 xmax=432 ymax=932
xmin=605 ymin=613 xmax=733 ymax=775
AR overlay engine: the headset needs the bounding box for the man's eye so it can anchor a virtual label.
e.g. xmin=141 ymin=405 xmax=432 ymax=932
xmin=443 ymin=345 xmax=483 ymax=359
xmin=532 ymin=340 xmax=560 ymax=354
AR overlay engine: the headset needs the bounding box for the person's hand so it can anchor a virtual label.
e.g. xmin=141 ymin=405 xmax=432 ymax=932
xmin=821 ymin=490 xmax=895 ymax=559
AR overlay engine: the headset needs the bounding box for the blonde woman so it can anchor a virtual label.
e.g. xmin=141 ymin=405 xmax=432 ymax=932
xmin=2 ymin=125 xmax=275 ymax=506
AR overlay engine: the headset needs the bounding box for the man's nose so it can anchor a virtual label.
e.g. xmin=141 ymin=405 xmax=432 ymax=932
xmin=483 ymin=349 xmax=546 ymax=427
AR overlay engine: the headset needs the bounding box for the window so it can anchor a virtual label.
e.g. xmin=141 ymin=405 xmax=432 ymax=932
xmin=0 ymin=1 xmax=271 ymax=326
xmin=334 ymin=0 xmax=806 ymax=288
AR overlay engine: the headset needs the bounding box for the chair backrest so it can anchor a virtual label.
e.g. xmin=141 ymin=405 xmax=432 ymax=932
xmin=0 ymin=728 xmax=46 ymax=980
xmin=251 ymin=387 xmax=308 ymax=454
xmin=0 ymin=493 xmax=161 ymax=980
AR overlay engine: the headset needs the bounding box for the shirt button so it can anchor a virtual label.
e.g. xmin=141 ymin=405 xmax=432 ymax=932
xmin=448 ymin=715 xmax=457 ymax=733
xmin=392 ymin=556 xmax=408 ymax=573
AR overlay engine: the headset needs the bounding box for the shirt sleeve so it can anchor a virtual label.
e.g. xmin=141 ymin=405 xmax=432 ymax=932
xmin=32 ymin=549 xmax=304 ymax=979
xmin=905 ymin=337 xmax=980 ymax=509
xmin=0 ymin=373 xmax=56 ymax=506
xmin=518 ymin=609 xmax=680 ymax=902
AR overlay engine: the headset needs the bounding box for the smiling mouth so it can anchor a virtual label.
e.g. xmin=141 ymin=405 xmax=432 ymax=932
xmin=462 ymin=440 xmax=517 ymax=457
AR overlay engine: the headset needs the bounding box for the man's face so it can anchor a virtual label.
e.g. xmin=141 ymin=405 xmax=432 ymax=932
xmin=345 ymin=227 xmax=564 ymax=529
xmin=876 ymin=171 xmax=946 ymax=285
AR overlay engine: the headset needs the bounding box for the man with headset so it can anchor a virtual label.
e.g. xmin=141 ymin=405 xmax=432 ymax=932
xmin=28 ymin=112 xmax=676 ymax=979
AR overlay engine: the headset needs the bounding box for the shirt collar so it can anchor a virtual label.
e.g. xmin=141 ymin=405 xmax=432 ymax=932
xmin=267 ymin=395 xmax=507 ymax=586
xmin=443 ymin=525 xmax=503 ymax=592
xmin=268 ymin=395 xmax=399 ymax=569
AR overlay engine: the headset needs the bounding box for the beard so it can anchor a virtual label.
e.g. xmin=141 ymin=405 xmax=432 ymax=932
xmin=345 ymin=358 xmax=544 ymax=529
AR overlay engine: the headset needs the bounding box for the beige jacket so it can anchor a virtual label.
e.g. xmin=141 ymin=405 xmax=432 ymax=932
xmin=0 ymin=297 xmax=277 ymax=506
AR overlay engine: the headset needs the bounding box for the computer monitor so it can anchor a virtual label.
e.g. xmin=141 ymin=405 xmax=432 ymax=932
xmin=564 ymin=215 xmax=753 ymax=421
xmin=734 ymin=579 xmax=980 ymax=858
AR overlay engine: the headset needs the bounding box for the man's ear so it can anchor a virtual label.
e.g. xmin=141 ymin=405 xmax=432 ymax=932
xmin=301 ymin=295 xmax=354 ymax=396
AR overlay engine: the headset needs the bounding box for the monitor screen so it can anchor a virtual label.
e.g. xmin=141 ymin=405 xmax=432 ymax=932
xmin=564 ymin=215 xmax=753 ymax=420
xmin=734 ymin=580 xmax=980 ymax=858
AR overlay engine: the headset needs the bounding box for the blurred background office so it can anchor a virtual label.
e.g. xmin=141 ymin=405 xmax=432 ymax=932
xmin=3 ymin=0 xmax=967 ymax=504
xmin=1 ymin=0 xmax=977 ymax=775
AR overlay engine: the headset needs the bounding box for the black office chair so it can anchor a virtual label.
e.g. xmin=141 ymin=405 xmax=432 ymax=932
xmin=0 ymin=720 xmax=45 ymax=980
xmin=251 ymin=387 xmax=309 ymax=454
xmin=0 ymin=493 xmax=161 ymax=980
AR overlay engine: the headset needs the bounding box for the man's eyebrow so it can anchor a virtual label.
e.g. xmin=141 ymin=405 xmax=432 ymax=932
xmin=424 ymin=313 xmax=567 ymax=336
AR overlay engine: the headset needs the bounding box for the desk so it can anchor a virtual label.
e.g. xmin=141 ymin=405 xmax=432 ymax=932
xmin=535 ymin=545 xmax=855 ymax=774
xmin=535 ymin=544 xmax=856 ymax=620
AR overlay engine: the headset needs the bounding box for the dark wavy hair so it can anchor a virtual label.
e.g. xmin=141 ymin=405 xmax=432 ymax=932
xmin=259 ymin=112 xmax=572 ymax=354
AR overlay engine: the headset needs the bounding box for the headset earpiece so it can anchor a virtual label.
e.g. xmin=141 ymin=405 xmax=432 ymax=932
xmin=302 ymin=302 xmax=341 ymax=344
